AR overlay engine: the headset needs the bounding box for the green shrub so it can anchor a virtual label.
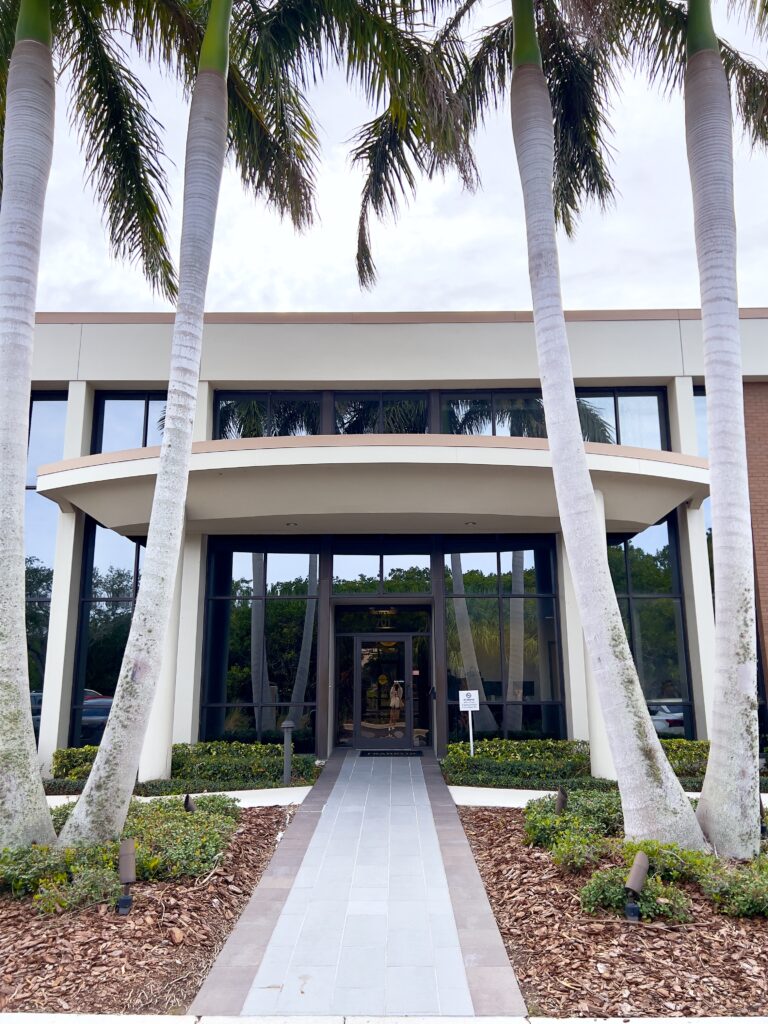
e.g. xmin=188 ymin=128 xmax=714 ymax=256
xmin=621 ymin=840 xmax=716 ymax=884
xmin=658 ymin=739 xmax=711 ymax=777
xmin=551 ymin=830 xmax=610 ymax=873
xmin=50 ymin=802 xmax=76 ymax=833
xmin=51 ymin=745 xmax=98 ymax=779
xmin=700 ymin=858 xmax=768 ymax=917
xmin=442 ymin=740 xmax=590 ymax=788
xmin=580 ymin=866 xmax=691 ymax=922
xmin=523 ymin=791 xmax=623 ymax=849
xmin=0 ymin=795 xmax=241 ymax=912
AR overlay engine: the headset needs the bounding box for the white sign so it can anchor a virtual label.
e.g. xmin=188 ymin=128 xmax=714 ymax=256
xmin=459 ymin=690 xmax=480 ymax=712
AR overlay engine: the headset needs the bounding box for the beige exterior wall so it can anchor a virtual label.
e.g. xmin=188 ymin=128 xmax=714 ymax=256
xmin=28 ymin=310 xmax=768 ymax=771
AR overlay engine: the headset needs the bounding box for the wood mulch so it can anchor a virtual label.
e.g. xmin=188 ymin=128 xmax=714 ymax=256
xmin=0 ymin=805 xmax=292 ymax=1014
xmin=459 ymin=806 xmax=768 ymax=1018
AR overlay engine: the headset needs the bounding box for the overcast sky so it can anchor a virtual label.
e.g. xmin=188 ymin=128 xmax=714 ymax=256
xmin=35 ymin=0 xmax=767 ymax=313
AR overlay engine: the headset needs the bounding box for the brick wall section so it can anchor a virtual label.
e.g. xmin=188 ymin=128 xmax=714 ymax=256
xmin=744 ymin=383 xmax=768 ymax=670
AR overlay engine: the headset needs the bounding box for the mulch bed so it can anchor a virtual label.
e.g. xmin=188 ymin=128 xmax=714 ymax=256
xmin=459 ymin=806 xmax=768 ymax=1017
xmin=0 ymin=806 xmax=292 ymax=1014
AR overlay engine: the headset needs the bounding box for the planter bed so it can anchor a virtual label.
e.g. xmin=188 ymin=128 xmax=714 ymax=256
xmin=0 ymin=805 xmax=290 ymax=1014
xmin=459 ymin=806 xmax=768 ymax=1017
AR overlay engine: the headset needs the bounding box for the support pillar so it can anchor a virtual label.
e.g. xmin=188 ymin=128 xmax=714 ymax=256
xmin=585 ymin=490 xmax=617 ymax=779
xmin=172 ymin=534 xmax=208 ymax=745
xmin=37 ymin=381 xmax=92 ymax=775
xmin=557 ymin=536 xmax=589 ymax=741
xmin=138 ymin=543 xmax=184 ymax=781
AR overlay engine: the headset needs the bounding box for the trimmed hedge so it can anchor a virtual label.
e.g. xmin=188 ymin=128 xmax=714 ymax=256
xmin=50 ymin=740 xmax=321 ymax=792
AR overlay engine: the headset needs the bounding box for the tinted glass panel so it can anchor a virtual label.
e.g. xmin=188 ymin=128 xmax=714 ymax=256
xmin=335 ymin=396 xmax=380 ymax=434
xmin=218 ymin=397 xmax=269 ymax=438
xmin=27 ymin=601 xmax=50 ymax=693
xmin=25 ymin=491 xmax=59 ymax=570
xmin=647 ymin=701 xmax=691 ymax=740
xmin=270 ymin=397 xmax=320 ymax=436
xmin=694 ymin=393 xmax=708 ymax=458
xmin=503 ymin=597 xmax=560 ymax=702
xmin=91 ymin=526 xmax=136 ymax=598
xmin=445 ymin=551 xmax=497 ymax=594
xmin=577 ymin=395 xmax=616 ymax=443
xmin=267 ymin=552 xmax=312 ymax=595
xmin=448 ymin=702 xmax=503 ymax=740
xmin=607 ymin=542 xmax=628 ymax=592
xmin=441 ymin=395 xmax=492 ymax=435
xmin=334 ymin=605 xmax=430 ymax=634
xmin=500 ymin=548 xmax=553 ymax=594
xmin=618 ymin=394 xmax=663 ymax=449
xmin=383 ymin=553 xmax=431 ymax=594
xmin=627 ymin=520 xmax=672 ymax=594
xmin=333 ymin=554 xmax=380 ymax=593
xmin=494 ymin=395 xmax=546 ymax=438
xmin=265 ymin=599 xmax=318 ymax=702
xmin=82 ymin=601 xmax=133 ymax=698
xmin=100 ymin=399 xmax=146 ymax=452
xmin=631 ymin=598 xmax=687 ymax=701
xmin=146 ymin=399 xmax=166 ymax=446
xmin=27 ymin=397 xmax=67 ymax=484
xmin=446 ymin=598 xmax=502 ymax=701
xmin=382 ymin=395 xmax=428 ymax=433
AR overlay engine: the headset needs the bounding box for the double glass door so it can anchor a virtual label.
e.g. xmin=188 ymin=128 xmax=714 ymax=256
xmin=355 ymin=635 xmax=414 ymax=749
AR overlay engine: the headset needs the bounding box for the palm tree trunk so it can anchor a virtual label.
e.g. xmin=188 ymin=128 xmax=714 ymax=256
xmin=0 ymin=11 xmax=57 ymax=847
xmin=684 ymin=0 xmax=760 ymax=857
xmin=509 ymin=0 xmax=706 ymax=846
xmin=59 ymin=11 xmax=231 ymax=843
xmin=289 ymin=553 xmax=319 ymax=723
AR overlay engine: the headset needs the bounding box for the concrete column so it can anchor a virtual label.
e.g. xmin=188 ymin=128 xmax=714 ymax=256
xmin=37 ymin=382 xmax=92 ymax=775
xmin=585 ymin=489 xmax=617 ymax=779
xmin=171 ymin=534 xmax=208 ymax=745
xmin=667 ymin=375 xmax=715 ymax=737
xmin=557 ymin=535 xmax=589 ymax=741
xmin=193 ymin=380 xmax=213 ymax=442
xmin=138 ymin=544 xmax=184 ymax=781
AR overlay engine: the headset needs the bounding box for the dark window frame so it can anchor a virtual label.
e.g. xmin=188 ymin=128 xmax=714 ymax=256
xmin=91 ymin=389 xmax=168 ymax=454
xmin=213 ymin=389 xmax=323 ymax=440
xmin=334 ymin=390 xmax=430 ymax=435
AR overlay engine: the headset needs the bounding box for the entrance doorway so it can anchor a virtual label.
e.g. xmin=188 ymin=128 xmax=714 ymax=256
xmin=335 ymin=606 xmax=431 ymax=750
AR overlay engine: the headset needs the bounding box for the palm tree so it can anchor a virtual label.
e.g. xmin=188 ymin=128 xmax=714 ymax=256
xmin=682 ymin=0 xmax=759 ymax=857
xmin=59 ymin=0 xmax=236 ymax=845
xmin=460 ymin=0 xmax=709 ymax=846
xmin=603 ymin=0 xmax=768 ymax=857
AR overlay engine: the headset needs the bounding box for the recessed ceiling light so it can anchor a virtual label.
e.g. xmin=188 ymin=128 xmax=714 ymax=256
xmin=285 ymin=522 xmax=298 ymax=527
xmin=464 ymin=521 xmax=477 ymax=526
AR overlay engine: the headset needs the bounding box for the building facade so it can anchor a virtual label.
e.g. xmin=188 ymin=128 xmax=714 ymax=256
xmin=26 ymin=310 xmax=768 ymax=779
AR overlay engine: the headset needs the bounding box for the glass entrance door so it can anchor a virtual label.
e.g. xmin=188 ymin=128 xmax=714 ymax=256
xmin=355 ymin=636 xmax=413 ymax=749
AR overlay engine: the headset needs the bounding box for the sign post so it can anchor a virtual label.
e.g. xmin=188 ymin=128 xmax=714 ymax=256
xmin=459 ymin=689 xmax=480 ymax=757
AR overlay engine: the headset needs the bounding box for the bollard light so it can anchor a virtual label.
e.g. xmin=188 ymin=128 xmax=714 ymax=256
xmin=624 ymin=851 xmax=649 ymax=922
xmin=118 ymin=837 xmax=136 ymax=916
xmin=184 ymin=793 xmax=197 ymax=813
xmin=555 ymin=787 xmax=568 ymax=815
xmin=282 ymin=718 xmax=295 ymax=786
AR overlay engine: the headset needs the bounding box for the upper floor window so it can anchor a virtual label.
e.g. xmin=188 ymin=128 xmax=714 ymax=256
xmin=335 ymin=392 xmax=428 ymax=434
xmin=92 ymin=391 xmax=166 ymax=454
xmin=693 ymin=386 xmax=708 ymax=458
xmin=215 ymin=392 xmax=320 ymax=439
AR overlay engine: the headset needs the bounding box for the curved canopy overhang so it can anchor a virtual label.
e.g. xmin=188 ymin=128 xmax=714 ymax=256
xmin=36 ymin=435 xmax=709 ymax=537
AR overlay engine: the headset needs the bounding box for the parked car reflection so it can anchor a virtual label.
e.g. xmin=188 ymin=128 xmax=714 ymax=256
xmin=649 ymin=704 xmax=686 ymax=737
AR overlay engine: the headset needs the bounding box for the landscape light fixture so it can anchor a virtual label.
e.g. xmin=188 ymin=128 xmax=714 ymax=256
xmin=555 ymin=787 xmax=568 ymax=814
xmin=624 ymin=851 xmax=649 ymax=922
xmin=760 ymin=796 xmax=767 ymax=840
xmin=184 ymin=793 xmax=197 ymax=813
xmin=117 ymin=837 xmax=136 ymax=916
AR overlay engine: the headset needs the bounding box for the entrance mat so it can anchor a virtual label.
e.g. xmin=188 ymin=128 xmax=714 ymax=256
xmin=359 ymin=750 xmax=423 ymax=757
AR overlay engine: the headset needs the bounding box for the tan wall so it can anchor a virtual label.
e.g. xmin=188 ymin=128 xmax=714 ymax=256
xmin=744 ymin=383 xmax=768 ymax=671
xmin=31 ymin=310 xmax=768 ymax=389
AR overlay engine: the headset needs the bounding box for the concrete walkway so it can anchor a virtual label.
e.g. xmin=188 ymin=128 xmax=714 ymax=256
xmin=192 ymin=751 xmax=525 ymax=1017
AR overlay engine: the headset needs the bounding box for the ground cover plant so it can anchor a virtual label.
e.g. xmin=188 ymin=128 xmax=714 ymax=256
xmin=460 ymin=804 xmax=768 ymax=1016
xmin=441 ymin=737 xmax=768 ymax=792
xmin=0 ymin=794 xmax=240 ymax=913
xmin=47 ymin=741 xmax=320 ymax=795
xmin=0 ymin=804 xmax=289 ymax=1013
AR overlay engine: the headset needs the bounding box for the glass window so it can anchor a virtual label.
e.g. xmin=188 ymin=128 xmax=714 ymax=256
xmin=26 ymin=396 xmax=68 ymax=485
xmin=265 ymin=600 xmax=318 ymax=702
xmin=333 ymin=554 xmax=380 ymax=593
xmin=445 ymin=551 xmax=498 ymax=594
xmin=494 ymin=394 xmax=546 ymax=438
xmin=26 ymin=601 xmax=50 ymax=694
xmin=335 ymin=396 xmax=380 ymax=434
xmin=25 ymin=491 xmax=59 ymax=571
xmin=383 ymin=554 xmax=431 ymax=594
xmin=503 ymin=597 xmax=560 ymax=702
xmin=217 ymin=396 xmax=269 ymax=438
xmin=446 ymin=598 xmax=503 ymax=701
xmin=91 ymin=527 xmax=137 ymax=598
xmin=146 ymin=399 xmax=166 ymax=446
xmin=267 ymin=552 xmax=312 ymax=595
xmin=215 ymin=394 xmax=321 ymax=439
xmin=382 ymin=395 xmax=428 ymax=433
xmin=617 ymin=394 xmax=663 ymax=449
xmin=631 ymin=599 xmax=686 ymax=701
xmin=270 ymin=396 xmax=320 ymax=436
xmin=500 ymin=547 xmax=554 ymax=594
xmin=94 ymin=393 xmax=167 ymax=453
xmin=694 ymin=391 xmax=708 ymax=458
xmin=441 ymin=395 xmax=492 ymax=436
xmin=627 ymin=521 xmax=673 ymax=594
xmin=577 ymin=395 xmax=616 ymax=443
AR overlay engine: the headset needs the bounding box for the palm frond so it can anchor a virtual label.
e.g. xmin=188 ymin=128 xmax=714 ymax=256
xmin=720 ymin=43 xmax=768 ymax=148
xmin=57 ymin=0 xmax=177 ymax=299
xmin=538 ymin=0 xmax=617 ymax=233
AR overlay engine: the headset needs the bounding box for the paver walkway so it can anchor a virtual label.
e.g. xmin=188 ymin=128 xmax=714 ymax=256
xmin=192 ymin=751 xmax=525 ymax=1017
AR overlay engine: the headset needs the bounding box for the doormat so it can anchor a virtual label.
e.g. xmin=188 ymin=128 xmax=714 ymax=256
xmin=359 ymin=750 xmax=423 ymax=757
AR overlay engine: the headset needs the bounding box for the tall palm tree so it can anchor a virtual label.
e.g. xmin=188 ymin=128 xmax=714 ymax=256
xmin=0 ymin=0 xmax=58 ymax=848
xmin=462 ymin=0 xmax=709 ymax=846
xmin=605 ymin=0 xmax=768 ymax=857
xmin=60 ymin=0 xmax=236 ymax=845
